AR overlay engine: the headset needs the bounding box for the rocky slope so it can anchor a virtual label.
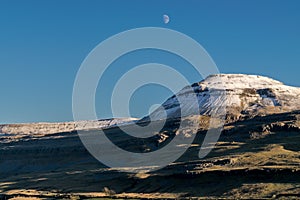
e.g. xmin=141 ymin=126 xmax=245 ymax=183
xmin=1 ymin=111 xmax=300 ymax=199
xmin=150 ymin=74 xmax=300 ymax=122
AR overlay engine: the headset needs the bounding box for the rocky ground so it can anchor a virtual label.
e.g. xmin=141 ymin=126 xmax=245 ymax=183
xmin=0 ymin=111 xmax=300 ymax=199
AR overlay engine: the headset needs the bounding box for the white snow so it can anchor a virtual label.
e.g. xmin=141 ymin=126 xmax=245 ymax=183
xmin=0 ymin=118 xmax=137 ymax=135
xmin=150 ymin=74 xmax=300 ymax=120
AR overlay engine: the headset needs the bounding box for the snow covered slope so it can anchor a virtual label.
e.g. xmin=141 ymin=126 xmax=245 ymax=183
xmin=149 ymin=74 xmax=300 ymax=121
xmin=0 ymin=118 xmax=137 ymax=135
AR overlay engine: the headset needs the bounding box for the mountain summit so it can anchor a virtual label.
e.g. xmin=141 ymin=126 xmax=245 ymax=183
xmin=150 ymin=74 xmax=300 ymax=122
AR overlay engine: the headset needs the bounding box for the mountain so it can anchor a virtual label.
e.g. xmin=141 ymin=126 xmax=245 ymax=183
xmin=150 ymin=74 xmax=300 ymax=122
xmin=2 ymin=74 xmax=299 ymax=136
xmin=0 ymin=74 xmax=300 ymax=199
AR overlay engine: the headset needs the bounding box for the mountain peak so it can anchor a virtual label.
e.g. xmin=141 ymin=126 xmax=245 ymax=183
xmin=150 ymin=74 xmax=300 ymax=122
xmin=197 ymin=74 xmax=284 ymax=89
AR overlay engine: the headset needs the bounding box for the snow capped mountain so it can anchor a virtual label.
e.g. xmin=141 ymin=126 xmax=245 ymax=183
xmin=149 ymin=74 xmax=300 ymax=122
xmin=2 ymin=74 xmax=300 ymax=135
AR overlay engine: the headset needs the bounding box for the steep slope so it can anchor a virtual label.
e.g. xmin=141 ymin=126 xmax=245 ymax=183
xmin=150 ymin=74 xmax=300 ymax=122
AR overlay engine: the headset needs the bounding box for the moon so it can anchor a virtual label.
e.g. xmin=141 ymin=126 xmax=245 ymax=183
xmin=163 ymin=14 xmax=170 ymax=24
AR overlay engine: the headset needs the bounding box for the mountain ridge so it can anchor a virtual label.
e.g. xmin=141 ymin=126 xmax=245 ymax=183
xmin=2 ymin=74 xmax=300 ymax=135
xmin=150 ymin=73 xmax=300 ymax=122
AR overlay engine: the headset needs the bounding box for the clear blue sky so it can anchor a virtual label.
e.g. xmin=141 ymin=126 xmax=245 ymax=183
xmin=0 ymin=0 xmax=299 ymax=123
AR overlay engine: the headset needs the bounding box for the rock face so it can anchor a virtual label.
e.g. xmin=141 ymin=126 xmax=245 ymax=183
xmin=150 ymin=74 xmax=300 ymax=122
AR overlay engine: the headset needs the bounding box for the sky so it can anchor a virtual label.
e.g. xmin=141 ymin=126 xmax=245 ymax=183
xmin=0 ymin=0 xmax=299 ymax=123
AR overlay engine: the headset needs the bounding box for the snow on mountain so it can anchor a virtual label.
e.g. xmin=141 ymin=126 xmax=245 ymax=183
xmin=149 ymin=74 xmax=300 ymax=121
xmin=0 ymin=118 xmax=137 ymax=135
xmin=2 ymin=74 xmax=300 ymax=135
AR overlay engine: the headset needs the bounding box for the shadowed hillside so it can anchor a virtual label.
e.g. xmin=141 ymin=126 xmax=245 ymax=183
xmin=0 ymin=111 xmax=300 ymax=199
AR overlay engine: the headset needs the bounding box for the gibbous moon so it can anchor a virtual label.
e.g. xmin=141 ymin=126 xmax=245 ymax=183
xmin=163 ymin=14 xmax=170 ymax=24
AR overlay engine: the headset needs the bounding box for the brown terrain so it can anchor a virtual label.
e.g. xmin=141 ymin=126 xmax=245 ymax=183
xmin=0 ymin=111 xmax=300 ymax=199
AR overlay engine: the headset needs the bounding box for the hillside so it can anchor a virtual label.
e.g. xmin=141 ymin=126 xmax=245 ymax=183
xmin=1 ymin=74 xmax=300 ymax=199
